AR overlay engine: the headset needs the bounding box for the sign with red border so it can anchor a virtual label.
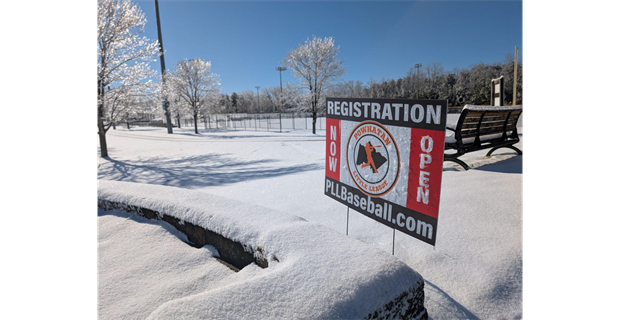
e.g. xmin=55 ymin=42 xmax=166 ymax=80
xmin=324 ymin=98 xmax=447 ymax=245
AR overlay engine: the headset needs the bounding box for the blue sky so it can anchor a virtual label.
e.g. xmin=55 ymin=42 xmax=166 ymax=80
xmin=136 ymin=0 xmax=522 ymax=95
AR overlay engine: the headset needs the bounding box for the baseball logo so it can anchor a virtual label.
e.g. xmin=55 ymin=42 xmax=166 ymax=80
xmin=346 ymin=121 xmax=400 ymax=197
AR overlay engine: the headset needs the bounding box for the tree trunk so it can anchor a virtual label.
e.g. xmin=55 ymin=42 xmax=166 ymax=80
xmin=311 ymin=96 xmax=317 ymax=134
xmin=312 ymin=111 xmax=316 ymax=134
xmin=177 ymin=114 xmax=181 ymax=128
xmin=98 ymin=80 xmax=109 ymax=158
xmin=194 ymin=114 xmax=198 ymax=134
xmin=98 ymin=121 xmax=108 ymax=158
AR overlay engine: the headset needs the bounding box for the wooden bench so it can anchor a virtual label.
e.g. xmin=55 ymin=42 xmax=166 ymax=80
xmin=444 ymin=105 xmax=522 ymax=170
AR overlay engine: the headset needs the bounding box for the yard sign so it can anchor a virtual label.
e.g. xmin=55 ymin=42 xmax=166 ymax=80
xmin=324 ymin=98 xmax=447 ymax=245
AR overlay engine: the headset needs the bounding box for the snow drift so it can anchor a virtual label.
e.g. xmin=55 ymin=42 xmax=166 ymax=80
xmin=98 ymin=179 xmax=427 ymax=319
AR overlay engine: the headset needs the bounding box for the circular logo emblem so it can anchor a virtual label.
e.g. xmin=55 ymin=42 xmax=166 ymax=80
xmin=346 ymin=121 xmax=400 ymax=197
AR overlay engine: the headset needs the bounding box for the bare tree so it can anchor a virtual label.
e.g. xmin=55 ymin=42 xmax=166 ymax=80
xmin=168 ymin=59 xmax=220 ymax=134
xmin=97 ymin=0 xmax=159 ymax=157
xmin=282 ymin=36 xmax=346 ymax=134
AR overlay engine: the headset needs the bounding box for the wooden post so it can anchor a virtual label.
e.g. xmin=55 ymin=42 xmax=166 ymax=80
xmin=513 ymin=46 xmax=518 ymax=105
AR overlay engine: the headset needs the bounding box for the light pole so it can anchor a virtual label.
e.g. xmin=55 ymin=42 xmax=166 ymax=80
xmin=154 ymin=0 xmax=173 ymax=134
xmin=414 ymin=63 xmax=422 ymax=99
xmin=255 ymin=86 xmax=261 ymax=113
xmin=276 ymin=66 xmax=287 ymax=113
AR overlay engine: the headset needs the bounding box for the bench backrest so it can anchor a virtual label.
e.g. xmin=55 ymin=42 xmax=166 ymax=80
xmin=455 ymin=105 xmax=522 ymax=144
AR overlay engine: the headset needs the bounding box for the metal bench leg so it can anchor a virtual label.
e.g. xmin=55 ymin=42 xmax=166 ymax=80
xmin=486 ymin=145 xmax=522 ymax=157
xmin=444 ymin=158 xmax=470 ymax=171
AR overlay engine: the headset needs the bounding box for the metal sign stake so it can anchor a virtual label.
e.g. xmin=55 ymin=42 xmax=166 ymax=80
xmin=346 ymin=207 xmax=350 ymax=236
xmin=392 ymin=228 xmax=396 ymax=255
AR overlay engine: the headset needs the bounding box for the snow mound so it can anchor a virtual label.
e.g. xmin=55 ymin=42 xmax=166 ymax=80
xmin=98 ymin=180 xmax=427 ymax=319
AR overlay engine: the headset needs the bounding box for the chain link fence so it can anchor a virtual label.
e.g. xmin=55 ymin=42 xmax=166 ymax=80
xmin=176 ymin=113 xmax=327 ymax=132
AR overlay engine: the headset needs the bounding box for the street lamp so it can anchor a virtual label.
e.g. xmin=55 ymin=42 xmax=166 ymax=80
xmin=275 ymin=66 xmax=287 ymax=113
xmin=255 ymin=86 xmax=261 ymax=113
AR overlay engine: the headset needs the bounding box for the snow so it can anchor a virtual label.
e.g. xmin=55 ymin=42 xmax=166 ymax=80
xmin=98 ymin=182 xmax=425 ymax=319
xmin=98 ymin=210 xmax=229 ymax=319
xmin=98 ymin=115 xmax=523 ymax=319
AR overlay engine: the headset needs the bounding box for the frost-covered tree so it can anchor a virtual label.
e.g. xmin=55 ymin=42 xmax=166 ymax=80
xmin=98 ymin=0 xmax=159 ymax=157
xmin=361 ymin=57 xmax=521 ymax=107
xmin=160 ymin=81 xmax=187 ymax=128
xmin=283 ymin=36 xmax=346 ymax=134
xmin=168 ymin=59 xmax=221 ymax=134
xmin=287 ymin=83 xmax=309 ymax=111
xmin=262 ymin=86 xmax=283 ymax=113
xmin=231 ymin=92 xmax=239 ymax=113
xmin=326 ymin=80 xmax=367 ymax=99
xmin=237 ymin=90 xmax=257 ymax=113
xmin=104 ymin=81 xmax=159 ymax=130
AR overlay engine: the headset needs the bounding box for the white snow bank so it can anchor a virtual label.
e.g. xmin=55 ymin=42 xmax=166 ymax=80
xmin=98 ymin=210 xmax=232 ymax=319
xmin=98 ymin=180 xmax=426 ymax=319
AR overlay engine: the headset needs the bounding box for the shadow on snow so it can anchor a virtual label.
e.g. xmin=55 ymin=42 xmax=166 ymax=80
xmin=98 ymin=153 xmax=322 ymax=189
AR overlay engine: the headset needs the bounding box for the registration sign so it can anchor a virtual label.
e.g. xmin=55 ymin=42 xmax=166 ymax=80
xmin=324 ymin=98 xmax=447 ymax=245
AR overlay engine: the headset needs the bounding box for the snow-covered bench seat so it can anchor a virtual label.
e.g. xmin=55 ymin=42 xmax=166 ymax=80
xmin=444 ymin=105 xmax=522 ymax=170
xmin=98 ymin=180 xmax=428 ymax=319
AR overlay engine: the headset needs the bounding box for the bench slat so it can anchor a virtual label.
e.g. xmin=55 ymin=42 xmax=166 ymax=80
xmin=456 ymin=109 xmax=520 ymax=139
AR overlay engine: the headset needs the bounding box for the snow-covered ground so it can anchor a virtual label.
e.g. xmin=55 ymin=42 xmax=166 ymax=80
xmin=98 ymin=210 xmax=232 ymax=319
xmin=98 ymin=182 xmax=427 ymax=319
xmin=98 ymin=115 xmax=523 ymax=319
